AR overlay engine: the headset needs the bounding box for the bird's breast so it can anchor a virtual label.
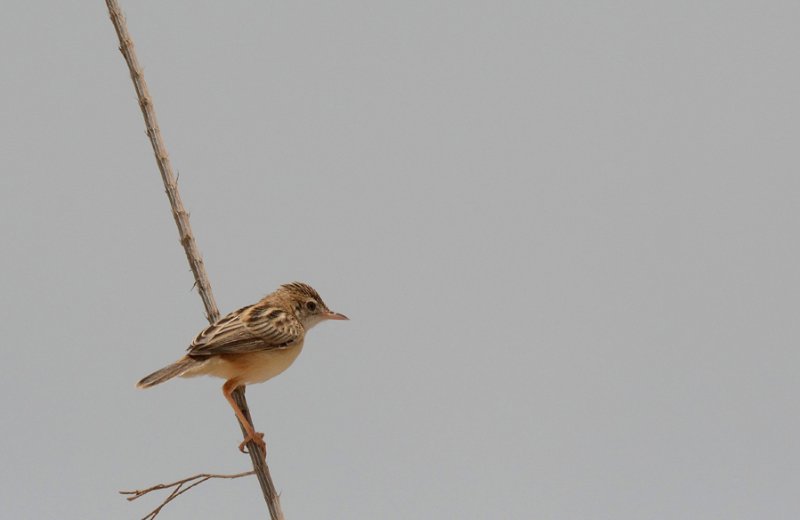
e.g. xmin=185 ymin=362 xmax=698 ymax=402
xmin=202 ymin=340 xmax=305 ymax=385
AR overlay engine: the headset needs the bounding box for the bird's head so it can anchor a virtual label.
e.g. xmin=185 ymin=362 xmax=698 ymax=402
xmin=279 ymin=282 xmax=348 ymax=329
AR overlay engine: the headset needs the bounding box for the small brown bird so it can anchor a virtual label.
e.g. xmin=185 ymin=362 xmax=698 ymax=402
xmin=137 ymin=282 xmax=348 ymax=456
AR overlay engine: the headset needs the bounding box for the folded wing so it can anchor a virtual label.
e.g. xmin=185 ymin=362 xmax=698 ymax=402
xmin=187 ymin=305 xmax=303 ymax=357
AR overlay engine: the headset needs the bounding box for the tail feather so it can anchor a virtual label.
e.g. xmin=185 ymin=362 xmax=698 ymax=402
xmin=137 ymin=357 xmax=200 ymax=389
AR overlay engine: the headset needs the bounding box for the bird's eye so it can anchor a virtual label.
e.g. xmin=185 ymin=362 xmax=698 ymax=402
xmin=305 ymin=301 xmax=317 ymax=312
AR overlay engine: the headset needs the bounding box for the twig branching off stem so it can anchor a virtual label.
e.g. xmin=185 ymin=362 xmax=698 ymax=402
xmin=121 ymin=471 xmax=255 ymax=520
xmin=105 ymin=1 xmax=285 ymax=518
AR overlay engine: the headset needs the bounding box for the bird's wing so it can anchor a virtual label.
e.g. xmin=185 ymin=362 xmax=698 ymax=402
xmin=187 ymin=304 xmax=303 ymax=357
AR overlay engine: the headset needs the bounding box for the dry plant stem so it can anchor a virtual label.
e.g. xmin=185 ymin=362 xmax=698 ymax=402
xmin=121 ymin=471 xmax=255 ymax=520
xmin=105 ymin=1 xmax=284 ymax=518
xmin=104 ymin=0 xmax=217 ymax=322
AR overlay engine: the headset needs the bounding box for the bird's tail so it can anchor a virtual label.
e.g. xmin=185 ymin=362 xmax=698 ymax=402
xmin=137 ymin=356 xmax=201 ymax=389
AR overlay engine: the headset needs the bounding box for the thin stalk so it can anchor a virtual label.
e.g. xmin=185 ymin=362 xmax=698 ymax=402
xmin=105 ymin=2 xmax=284 ymax=518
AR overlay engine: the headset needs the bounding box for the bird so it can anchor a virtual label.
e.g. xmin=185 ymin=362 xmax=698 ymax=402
xmin=136 ymin=282 xmax=348 ymax=457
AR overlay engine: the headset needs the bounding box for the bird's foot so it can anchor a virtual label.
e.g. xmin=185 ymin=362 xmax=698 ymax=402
xmin=239 ymin=431 xmax=266 ymax=457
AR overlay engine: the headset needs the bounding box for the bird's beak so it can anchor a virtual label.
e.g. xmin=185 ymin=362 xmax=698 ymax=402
xmin=325 ymin=311 xmax=349 ymax=320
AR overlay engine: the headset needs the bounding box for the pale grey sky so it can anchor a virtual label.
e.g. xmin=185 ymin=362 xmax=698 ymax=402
xmin=1 ymin=1 xmax=799 ymax=519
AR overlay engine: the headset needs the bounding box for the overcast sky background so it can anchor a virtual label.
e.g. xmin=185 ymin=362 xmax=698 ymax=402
xmin=1 ymin=1 xmax=799 ymax=519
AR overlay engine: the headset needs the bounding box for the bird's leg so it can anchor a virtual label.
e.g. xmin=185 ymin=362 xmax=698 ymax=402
xmin=222 ymin=381 xmax=266 ymax=457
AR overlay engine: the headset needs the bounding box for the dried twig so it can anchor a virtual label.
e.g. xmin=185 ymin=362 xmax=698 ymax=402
xmin=105 ymin=1 xmax=285 ymax=518
xmin=121 ymin=471 xmax=255 ymax=520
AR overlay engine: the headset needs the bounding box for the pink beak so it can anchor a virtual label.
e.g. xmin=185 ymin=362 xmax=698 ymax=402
xmin=325 ymin=311 xmax=349 ymax=320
